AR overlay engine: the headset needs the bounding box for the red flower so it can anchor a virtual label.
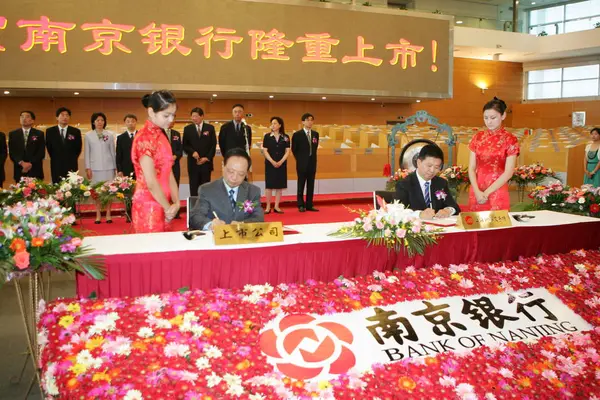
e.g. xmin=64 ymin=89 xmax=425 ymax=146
xmin=259 ymin=314 xmax=356 ymax=380
xmin=590 ymin=203 xmax=600 ymax=214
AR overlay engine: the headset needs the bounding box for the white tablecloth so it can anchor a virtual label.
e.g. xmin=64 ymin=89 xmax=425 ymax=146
xmin=83 ymin=211 xmax=598 ymax=256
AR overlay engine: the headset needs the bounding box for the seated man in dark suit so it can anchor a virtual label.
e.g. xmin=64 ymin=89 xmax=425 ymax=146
xmin=189 ymin=148 xmax=264 ymax=231
xmin=395 ymin=144 xmax=460 ymax=220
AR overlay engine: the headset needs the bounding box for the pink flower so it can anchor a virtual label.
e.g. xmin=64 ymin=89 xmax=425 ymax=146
xmin=412 ymin=224 xmax=421 ymax=233
xmin=23 ymin=187 xmax=32 ymax=197
xmin=71 ymin=238 xmax=82 ymax=247
xmin=396 ymin=228 xmax=406 ymax=238
xmin=375 ymin=221 xmax=384 ymax=230
xmin=362 ymin=222 xmax=373 ymax=232
xmin=13 ymin=251 xmax=30 ymax=270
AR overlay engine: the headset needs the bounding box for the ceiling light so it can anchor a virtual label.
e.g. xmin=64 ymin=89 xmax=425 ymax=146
xmin=371 ymin=98 xmax=375 ymax=101
xmin=322 ymin=96 xmax=327 ymax=100
xmin=456 ymin=20 xmax=463 ymax=24
xmin=269 ymin=95 xmax=274 ymax=99
xmin=74 ymin=92 xmax=79 ymax=95
xmin=3 ymin=90 xmax=9 ymax=95
xmin=416 ymin=100 xmax=421 ymax=103
xmin=531 ymin=2 xmax=536 ymax=4
xmin=212 ymin=94 xmax=217 ymax=97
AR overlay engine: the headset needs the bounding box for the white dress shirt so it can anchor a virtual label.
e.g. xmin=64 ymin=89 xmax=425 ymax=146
xmin=203 ymin=181 xmax=239 ymax=231
xmin=415 ymin=172 xmax=456 ymax=217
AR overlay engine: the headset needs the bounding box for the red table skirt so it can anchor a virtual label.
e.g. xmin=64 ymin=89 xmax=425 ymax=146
xmin=77 ymin=222 xmax=600 ymax=299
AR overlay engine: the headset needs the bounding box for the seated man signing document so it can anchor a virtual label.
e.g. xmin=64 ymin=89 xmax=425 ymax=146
xmin=189 ymin=148 xmax=264 ymax=231
xmin=395 ymin=144 xmax=461 ymax=220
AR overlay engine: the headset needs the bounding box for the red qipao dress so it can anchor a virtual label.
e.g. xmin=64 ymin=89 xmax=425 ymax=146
xmin=131 ymin=120 xmax=173 ymax=233
xmin=468 ymin=127 xmax=520 ymax=211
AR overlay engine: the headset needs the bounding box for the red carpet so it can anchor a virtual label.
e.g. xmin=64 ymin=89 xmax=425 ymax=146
xmin=75 ymin=201 xmax=372 ymax=237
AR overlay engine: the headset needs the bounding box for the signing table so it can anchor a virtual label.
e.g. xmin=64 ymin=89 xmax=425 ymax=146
xmin=77 ymin=211 xmax=600 ymax=299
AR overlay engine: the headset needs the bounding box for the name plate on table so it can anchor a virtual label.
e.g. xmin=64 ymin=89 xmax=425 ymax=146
xmin=213 ymin=222 xmax=284 ymax=245
xmin=457 ymin=210 xmax=512 ymax=230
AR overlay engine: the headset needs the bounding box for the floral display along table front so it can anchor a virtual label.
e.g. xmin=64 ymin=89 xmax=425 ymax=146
xmin=42 ymin=249 xmax=600 ymax=399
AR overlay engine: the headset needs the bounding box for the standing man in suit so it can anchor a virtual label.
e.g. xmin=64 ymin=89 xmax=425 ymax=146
xmin=0 ymin=131 xmax=6 ymax=188
xmin=189 ymin=148 xmax=263 ymax=231
xmin=183 ymin=107 xmax=216 ymax=196
xmin=8 ymin=111 xmax=45 ymax=181
xmin=395 ymin=144 xmax=460 ymax=220
xmin=218 ymin=104 xmax=252 ymax=159
xmin=116 ymin=114 xmax=137 ymax=179
xmin=165 ymin=120 xmax=183 ymax=219
xmin=292 ymin=113 xmax=319 ymax=212
xmin=45 ymin=107 xmax=82 ymax=183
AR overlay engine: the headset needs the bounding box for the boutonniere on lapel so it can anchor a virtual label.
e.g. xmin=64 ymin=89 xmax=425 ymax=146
xmin=237 ymin=200 xmax=259 ymax=214
xmin=202 ymin=131 xmax=209 ymax=136
xmin=67 ymin=134 xmax=75 ymax=140
xmin=312 ymin=137 xmax=318 ymax=144
xmin=172 ymin=136 xmax=180 ymax=141
xmin=97 ymin=132 xmax=109 ymax=142
xmin=31 ymin=135 xmax=38 ymax=141
xmin=435 ymin=189 xmax=447 ymax=200
xmin=284 ymin=136 xmax=289 ymax=142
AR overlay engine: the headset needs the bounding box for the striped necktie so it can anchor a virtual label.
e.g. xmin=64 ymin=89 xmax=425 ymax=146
xmin=229 ymin=189 xmax=236 ymax=210
xmin=424 ymin=181 xmax=431 ymax=208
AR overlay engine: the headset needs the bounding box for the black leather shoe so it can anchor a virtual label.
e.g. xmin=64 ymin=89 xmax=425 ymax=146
xmin=306 ymin=207 xmax=319 ymax=212
xmin=94 ymin=220 xmax=101 ymax=224
xmin=299 ymin=207 xmax=306 ymax=212
xmin=106 ymin=219 xmax=113 ymax=224
xmin=264 ymin=209 xmax=271 ymax=214
xmin=274 ymin=209 xmax=284 ymax=214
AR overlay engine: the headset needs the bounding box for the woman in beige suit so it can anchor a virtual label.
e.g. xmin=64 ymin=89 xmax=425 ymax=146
xmin=85 ymin=112 xmax=116 ymax=223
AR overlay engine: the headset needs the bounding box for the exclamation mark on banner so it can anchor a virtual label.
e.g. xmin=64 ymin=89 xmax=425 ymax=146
xmin=431 ymin=40 xmax=438 ymax=72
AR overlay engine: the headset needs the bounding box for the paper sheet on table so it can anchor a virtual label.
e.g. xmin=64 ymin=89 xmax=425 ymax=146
xmin=423 ymin=216 xmax=458 ymax=227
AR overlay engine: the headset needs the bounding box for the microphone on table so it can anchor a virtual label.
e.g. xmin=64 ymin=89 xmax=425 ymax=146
xmin=183 ymin=230 xmax=205 ymax=240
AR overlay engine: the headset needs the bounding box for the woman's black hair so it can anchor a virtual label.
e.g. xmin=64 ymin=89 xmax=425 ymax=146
xmin=142 ymin=90 xmax=177 ymax=112
xmin=483 ymin=96 xmax=507 ymax=114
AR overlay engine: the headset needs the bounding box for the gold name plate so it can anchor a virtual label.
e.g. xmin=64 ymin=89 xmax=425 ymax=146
xmin=457 ymin=210 xmax=512 ymax=230
xmin=213 ymin=222 xmax=284 ymax=245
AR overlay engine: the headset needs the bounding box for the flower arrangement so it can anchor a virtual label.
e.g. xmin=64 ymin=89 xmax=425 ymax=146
xmin=385 ymin=168 xmax=410 ymax=191
xmin=3 ymin=177 xmax=54 ymax=206
xmin=237 ymin=200 xmax=259 ymax=214
xmin=511 ymin=163 xmax=555 ymax=186
xmin=38 ymin=250 xmax=600 ymax=399
xmin=94 ymin=175 xmax=136 ymax=212
xmin=0 ymin=198 xmax=104 ymax=283
xmin=439 ymin=165 xmax=470 ymax=199
xmin=329 ymin=196 xmax=439 ymax=256
xmin=529 ymin=183 xmax=600 ymax=217
xmin=53 ymin=171 xmax=93 ymax=210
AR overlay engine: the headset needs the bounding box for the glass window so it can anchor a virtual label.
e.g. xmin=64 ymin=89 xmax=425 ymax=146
xmin=530 ymin=5 xmax=564 ymax=25
xmin=563 ymin=65 xmax=600 ymax=81
xmin=528 ymin=69 xmax=562 ymax=83
xmin=529 ymin=23 xmax=563 ymax=35
xmin=528 ymin=82 xmax=562 ymax=100
xmin=565 ymin=16 xmax=600 ymax=33
xmin=566 ymin=0 xmax=600 ymax=20
xmin=562 ymin=79 xmax=599 ymax=97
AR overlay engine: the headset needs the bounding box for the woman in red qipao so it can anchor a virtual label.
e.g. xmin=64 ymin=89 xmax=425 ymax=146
xmin=468 ymin=97 xmax=520 ymax=211
xmin=131 ymin=91 xmax=180 ymax=233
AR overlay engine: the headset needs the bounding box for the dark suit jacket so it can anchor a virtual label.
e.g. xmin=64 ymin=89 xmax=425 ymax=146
xmin=168 ymin=128 xmax=183 ymax=166
xmin=183 ymin=123 xmax=216 ymax=170
xmin=189 ymin=178 xmax=264 ymax=230
xmin=45 ymin=125 xmax=82 ymax=183
xmin=116 ymin=131 xmax=136 ymax=178
xmin=218 ymin=121 xmax=252 ymax=157
xmin=291 ymin=129 xmax=319 ymax=172
xmin=0 ymin=132 xmax=6 ymax=184
xmin=395 ymin=172 xmax=461 ymax=213
xmin=8 ymin=127 xmax=45 ymax=180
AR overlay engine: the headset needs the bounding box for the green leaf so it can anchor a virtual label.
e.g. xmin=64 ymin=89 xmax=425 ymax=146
xmin=89 ymin=291 xmax=97 ymax=300
xmin=178 ymin=286 xmax=190 ymax=294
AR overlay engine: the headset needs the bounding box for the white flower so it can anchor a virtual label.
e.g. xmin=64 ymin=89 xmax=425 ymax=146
xmin=89 ymin=312 xmax=119 ymax=335
xmin=485 ymin=394 xmax=497 ymax=400
xmin=458 ymin=279 xmax=474 ymax=289
xmin=367 ymin=284 xmax=383 ymax=292
xmin=137 ymin=327 xmax=154 ymax=338
xmin=578 ymin=197 xmax=585 ymax=204
xmin=204 ymin=345 xmax=223 ymax=359
xmin=83 ymin=191 xmax=91 ymax=197
xmin=164 ymin=343 xmax=190 ymax=358
xmin=386 ymin=276 xmax=399 ymax=284
xmin=249 ymin=394 xmax=266 ymax=400
xmin=190 ymin=324 xmax=205 ymax=338
xmin=43 ymin=363 xmax=59 ymax=396
xmin=439 ymin=376 xmax=456 ymax=387
xmin=63 ymin=184 xmax=72 ymax=191
xmin=405 ymin=266 xmax=416 ymax=274
xmin=542 ymin=369 xmax=557 ymax=380
xmin=242 ymin=292 xmax=262 ymax=304
xmin=124 ymin=389 xmax=143 ymax=400
xmin=498 ymin=368 xmax=513 ymax=378
xmin=226 ymin=384 xmax=245 ymax=397
xmin=135 ymin=295 xmax=164 ymax=313
xmin=224 ymin=373 xmax=243 ymax=387
xmin=76 ymin=350 xmax=94 ymax=367
xmin=206 ymin=372 xmax=222 ymax=388
xmin=65 ymin=191 xmax=72 ymax=198
xmin=180 ymin=371 xmax=199 ymax=382
xmin=195 ymin=357 xmax=210 ymax=370
xmin=455 ymin=383 xmax=476 ymax=400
